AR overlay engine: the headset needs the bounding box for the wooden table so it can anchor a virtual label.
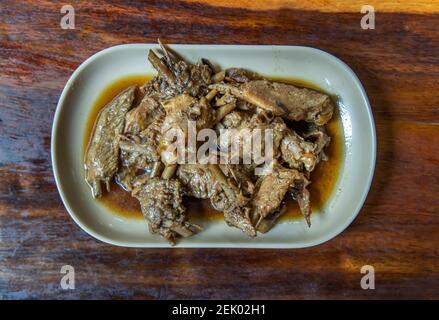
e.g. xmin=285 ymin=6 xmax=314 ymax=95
xmin=1 ymin=0 xmax=438 ymax=299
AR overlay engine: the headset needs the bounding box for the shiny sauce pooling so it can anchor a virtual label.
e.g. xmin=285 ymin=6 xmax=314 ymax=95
xmin=84 ymin=75 xmax=344 ymax=222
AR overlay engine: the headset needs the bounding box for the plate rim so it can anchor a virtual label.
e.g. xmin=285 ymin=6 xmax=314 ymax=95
xmin=51 ymin=43 xmax=376 ymax=248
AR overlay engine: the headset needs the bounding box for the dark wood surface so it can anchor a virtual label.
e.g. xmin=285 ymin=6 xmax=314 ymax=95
xmin=1 ymin=0 xmax=438 ymax=299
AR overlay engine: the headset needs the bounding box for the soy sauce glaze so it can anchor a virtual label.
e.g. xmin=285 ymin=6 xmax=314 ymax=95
xmin=84 ymin=75 xmax=344 ymax=223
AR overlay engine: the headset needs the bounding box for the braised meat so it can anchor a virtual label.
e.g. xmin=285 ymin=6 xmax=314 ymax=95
xmin=84 ymin=41 xmax=335 ymax=244
xmin=217 ymin=110 xmax=287 ymax=162
xmin=303 ymin=124 xmax=331 ymax=163
xmin=133 ymin=177 xmax=201 ymax=245
xmin=85 ymin=86 xmax=137 ymax=197
xmin=252 ymin=163 xmax=311 ymax=229
xmin=177 ymin=164 xmax=217 ymax=199
xmin=281 ymin=130 xmax=318 ymax=172
xmin=208 ymin=164 xmax=256 ymax=237
xmin=211 ymin=80 xmax=334 ymax=125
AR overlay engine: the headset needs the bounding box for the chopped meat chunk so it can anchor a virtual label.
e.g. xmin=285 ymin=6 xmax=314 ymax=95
xmin=160 ymin=93 xmax=216 ymax=165
xmin=219 ymin=164 xmax=256 ymax=197
xmin=124 ymin=95 xmax=163 ymax=135
xmin=177 ymin=164 xmax=217 ymax=199
xmin=303 ymin=124 xmax=331 ymax=162
xmin=252 ymin=164 xmax=311 ymax=228
xmin=224 ymin=68 xmax=258 ymax=83
xmin=217 ymin=110 xmax=287 ymax=161
xmin=133 ymin=177 xmax=201 ymax=245
xmin=281 ymin=130 xmax=318 ymax=172
xmin=145 ymin=48 xmax=212 ymax=100
xmin=208 ymin=165 xmax=256 ymax=237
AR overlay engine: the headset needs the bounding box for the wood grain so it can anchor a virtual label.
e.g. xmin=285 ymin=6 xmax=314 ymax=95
xmin=181 ymin=0 xmax=439 ymax=13
xmin=0 ymin=0 xmax=438 ymax=299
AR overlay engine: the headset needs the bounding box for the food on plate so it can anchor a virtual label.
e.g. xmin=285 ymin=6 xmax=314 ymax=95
xmin=84 ymin=41 xmax=335 ymax=245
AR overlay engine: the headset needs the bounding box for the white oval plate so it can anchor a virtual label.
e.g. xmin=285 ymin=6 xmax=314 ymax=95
xmin=52 ymin=44 xmax=376 ymax=248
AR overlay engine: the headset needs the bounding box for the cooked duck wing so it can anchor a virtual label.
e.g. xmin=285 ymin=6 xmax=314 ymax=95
xmin=132 ymin=177 xmax=201 ymax=245
xmin=290 ymin=178 xmax=311 ymax=227
xmin=84 ymin=86 xmax=137 ymax=198
xmin=210 ymin=80 xmax=334 ymax=125
xmin=252 ymin=164 xmax=311 ymax=228
xmin=253 ymin=166 xmax=298 ymax=219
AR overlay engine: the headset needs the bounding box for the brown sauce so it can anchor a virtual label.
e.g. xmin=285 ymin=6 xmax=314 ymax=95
xmin=84 ymin=75 xmax=344 ymax=222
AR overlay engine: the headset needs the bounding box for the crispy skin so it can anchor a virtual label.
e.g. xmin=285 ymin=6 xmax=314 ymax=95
xmin=84 ymin=86 xmax=136 ymax=198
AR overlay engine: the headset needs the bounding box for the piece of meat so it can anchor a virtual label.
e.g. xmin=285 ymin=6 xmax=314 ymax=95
xmin=177 ymin=164 xmax=255 ymax=237
xmin=177 ymin=164 xmax=217 ymax=199
xmin=256 ymin=205 xmax=287 ymax=233
xmin=214 ymin=92 xmax=236 ymax=107
xmin=118 ymin=93 xmax=165 ymax=169
xmin=210 ymin=80 xmax=334 ymax=125
xmin=115 ymin=165 xmax=138 ymax=191
xmin=84 ymin=86 xmax=137 ymax=198
xmin=252 ymin=164 xmax=311 ymax=228
xmin=208 ymin=164 xmax=256 ymax=237
xmin=117 ymin=97 xmax=165 ymax=190
xmin=162 ymin=93 xmax=216 ymax=130
xmin=253 ymin=165 xmax=299 ymax=219
xmin=132 ymin=177 xmax=201 ymax=245
xmin=115 ymin=162 xmax=156 ymax=192
xmin=119 ymin=114 xmax=164 ymax=166
xmin=290 ymin=178 xmax=311 ymax=226
xmin=146 ymin=48 xmax=212 ymax=100
xmin=218 ymin=109 xmax=250 ymax=129
xmin=281 ymin=130 xmax=318 ymax=172
xmin=219 ymin=164 xmax=256 ymax=197
xmin=217 ymin=110 xmax=287 ymax=162
xmin=159 ymin=93 xmax=216 ymax=165
xmin=124 ymin=95 xmax=163 ymax=135
xmin=303 ymin=124 xmax=331 ymax=162
xmin=224 ymin=68 xmax=258 ymax=83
